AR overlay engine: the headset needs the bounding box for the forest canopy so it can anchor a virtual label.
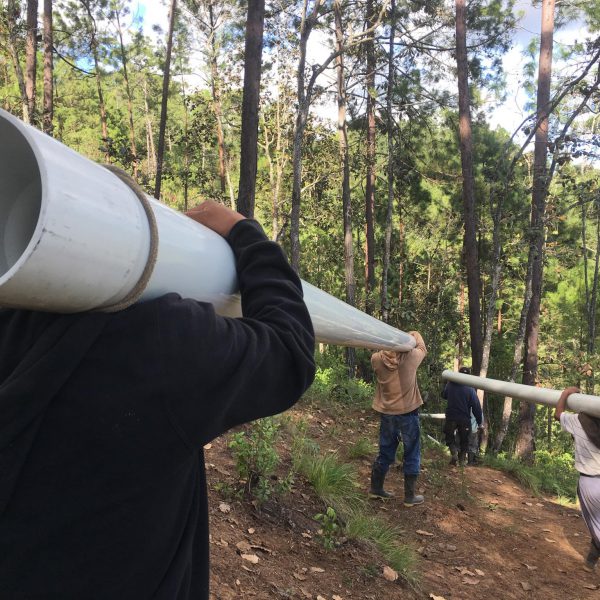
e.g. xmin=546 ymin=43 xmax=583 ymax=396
xmin=1 ymin=0 xmax=599 ymax=460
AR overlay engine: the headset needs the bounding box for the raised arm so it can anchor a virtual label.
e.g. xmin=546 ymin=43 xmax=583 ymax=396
xmin=554 ymin=386 xmax=580 ymax=422
xmin=160 ymin=201 xmax=316 ymax=449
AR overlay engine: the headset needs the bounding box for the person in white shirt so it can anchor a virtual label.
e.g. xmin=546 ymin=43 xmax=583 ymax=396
xmin=555 ymin=386 xmax=600 ymax=571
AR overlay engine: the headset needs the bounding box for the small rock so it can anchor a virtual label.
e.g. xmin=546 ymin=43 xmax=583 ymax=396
xmin=241 ymin=554 xmax=259 ymax=564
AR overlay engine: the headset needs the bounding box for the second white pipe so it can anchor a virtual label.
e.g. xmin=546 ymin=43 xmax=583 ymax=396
xmin=442 ymin=369 xmax=600 ymax=419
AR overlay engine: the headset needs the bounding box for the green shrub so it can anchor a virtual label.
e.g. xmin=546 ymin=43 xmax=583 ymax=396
xmin=314 ymin=506 xmax=340 ymax=549
xmin=304 ymin=366 xmax=374 ymax=407
xmin=229 ymin=417 xmax=291 ymax=503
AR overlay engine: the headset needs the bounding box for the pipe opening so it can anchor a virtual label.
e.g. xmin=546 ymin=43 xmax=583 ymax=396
xmin=0 ymin=117 xmax=42 ymax=278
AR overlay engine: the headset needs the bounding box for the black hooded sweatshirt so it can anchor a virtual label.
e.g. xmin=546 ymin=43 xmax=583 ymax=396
xmin=0 ymin=220 xmax=315 ymax=600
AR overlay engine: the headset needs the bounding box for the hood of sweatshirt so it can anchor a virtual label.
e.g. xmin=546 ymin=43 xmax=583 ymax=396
xmin=0 ymin=309 xmax=108 ymax=517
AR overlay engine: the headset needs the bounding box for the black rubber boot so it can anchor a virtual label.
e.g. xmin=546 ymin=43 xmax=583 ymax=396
xmin=584 ymin=541 xmax=600 ymax=572
xmin=370 ymin=464 xmax=393 ymax=499
xmin=458 ymin=451 xmax=467 ymax=467
xmin=403 ymin=474 xmax=424 ymax=507
xmin=449 ymin=447 xmax=458 ymax=466
xmin=467 ymin=452 xmax=478 ymax=466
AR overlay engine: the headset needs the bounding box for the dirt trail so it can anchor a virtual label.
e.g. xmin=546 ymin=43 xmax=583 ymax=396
xmin=207 ymin=406 xmax=600 ymax=600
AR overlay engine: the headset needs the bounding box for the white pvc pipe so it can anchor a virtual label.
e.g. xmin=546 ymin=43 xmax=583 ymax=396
xmin=420 ymin=413 xmax=446 ymax=419
xmin=0 ymin=109 xmax=415 ymax=351
xmin=442 ymin=369 xmax=600 ymax=418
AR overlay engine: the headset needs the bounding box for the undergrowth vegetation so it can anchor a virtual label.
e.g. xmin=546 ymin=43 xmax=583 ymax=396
xmin=223 ymin=361 xmax=582 ymax=588
xmin=483 ymin=451 xmax=578 ymax=501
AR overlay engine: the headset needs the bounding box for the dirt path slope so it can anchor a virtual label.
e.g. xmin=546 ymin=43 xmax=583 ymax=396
xmin=207 ymin=406 xmax=599 ymax=600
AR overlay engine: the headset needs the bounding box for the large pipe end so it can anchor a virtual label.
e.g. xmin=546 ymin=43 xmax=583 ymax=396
xmin=0 ymin=113 xmax=42 ymax=283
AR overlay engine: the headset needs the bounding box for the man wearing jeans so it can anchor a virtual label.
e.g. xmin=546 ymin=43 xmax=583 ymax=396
xmin=369 ymin=331 xmax=427 ymax=506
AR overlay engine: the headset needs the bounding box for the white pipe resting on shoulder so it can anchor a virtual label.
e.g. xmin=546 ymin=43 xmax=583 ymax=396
xmin=441 ymin=369 xmax=600 ymax=419
xmin=0 ymin=109 xmax=415 ymax=351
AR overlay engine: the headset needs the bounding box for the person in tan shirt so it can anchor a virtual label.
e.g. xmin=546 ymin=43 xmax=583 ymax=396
xmin=369 ymin=331 xmax=427 ymax=506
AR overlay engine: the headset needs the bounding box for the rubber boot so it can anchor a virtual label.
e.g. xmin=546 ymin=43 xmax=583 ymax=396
xmin=370 ymin=464 xmax=393 ymax=499
xmin=458 ymin=451 xmax=467 ymax=467
xmin=449 ymin=447 xmax=458 ymax=466
xmin=467 ymin=452 xmax=478 ymax=466
xmin=403 ymin=474 xmax=424 ymax=507
xmin=584 ymin=541 xmax=600 ymax=572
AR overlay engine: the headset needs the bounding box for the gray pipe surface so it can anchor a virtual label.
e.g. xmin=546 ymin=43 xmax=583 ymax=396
xmin=441 ymin=369 xmax=600 ymax=418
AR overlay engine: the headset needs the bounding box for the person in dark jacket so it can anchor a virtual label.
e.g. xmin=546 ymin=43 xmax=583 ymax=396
xmin=442 ymin=366 xmax=483 ymax=466
xmin=0 ymin=200 xmax=316 ymax=600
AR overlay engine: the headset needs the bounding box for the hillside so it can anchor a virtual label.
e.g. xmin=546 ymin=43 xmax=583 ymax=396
xmin=206 ymin=401 xmax=599 ymax=600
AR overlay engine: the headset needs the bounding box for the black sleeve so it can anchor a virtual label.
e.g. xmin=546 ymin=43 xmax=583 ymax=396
xmin=441 ymin=383 xmax=448 ymax=400
xmin=157 ymin=219 xmax=316 ymax=450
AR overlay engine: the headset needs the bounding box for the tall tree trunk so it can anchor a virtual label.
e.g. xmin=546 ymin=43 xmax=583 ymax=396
xmin=290 ymin=0 xmax=323 ymax=272
xmin=363 ymin=0 xmax=376 ymax=315
xmin=491 ymin=258 xmax=533 ymax=454
xmin=237 ymin=0 xmax=265 ymax=217
xmin=208 ymin=3 xmax=235 ymax=208
xmin=42 ymin=0 xmax=53 ymax=135
xmin=25 ymin=0 xmax=38 ymax=124
xmin=381 ymin=0 xmax=395 ymax=323
xmin=455 ymin=0 xmax=483 ymax=374
xmin=142 ymin=79 xmax=156 ymax=177
xmin=154 ymin=0 xmax=177 ymax=199
xmin=398 ymin=219 xmax=404 ymax=308
xmin=83 ymin=0 xmax=109 ymax=161
xmin=7 ymin=0 xmax=29 ymax=121
xmin=478 ymin=202 xmax=502 ymax=451
xmin=334 ymin=0 xmax=356 ymax=376
xmin=516 ymin=0 xmax=555 ymax=463
xmin=115 ymin=10 xmax=139 ymax=177
xmin=582 ymin=202 xmax=600 ymax=394
xmin=455 ymin=281 xmax=465 ymax=370
xmin=263 ymin=79 xmax=287 ymax=241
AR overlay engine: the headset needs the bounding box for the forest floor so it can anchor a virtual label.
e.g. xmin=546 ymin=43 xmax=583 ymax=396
xmin=206 ymin=401 xmax=600 ymax=600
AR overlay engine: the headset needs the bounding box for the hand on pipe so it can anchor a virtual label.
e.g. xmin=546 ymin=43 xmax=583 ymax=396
xmin=185 ymin=200 xmax=245 ymax=238
xmin=554 ymin=386 xmax=581 ymax=421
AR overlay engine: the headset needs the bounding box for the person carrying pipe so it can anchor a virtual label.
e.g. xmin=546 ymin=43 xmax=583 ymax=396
xmin=369 ymin=331 xmax=427 ymax=506
xmin=0 ymin=201 xmax=316 ymax=600
xmin=555 ymin=386 xmax=600 ymax=572
xmin=442 ymin=366 xmax=483 ymax=466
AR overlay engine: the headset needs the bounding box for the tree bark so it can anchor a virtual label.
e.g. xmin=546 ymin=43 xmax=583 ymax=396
xmin=334 ymin=0 xmax=356 ymax=376
xmin=114 ymin=9 xmax=139 ymax=177
xmin=142 ymin=79 xmax=156 ymax=177
xmin=363 ymin=0 xmax=376 ymax=315
xmin=7 ymin=0 xmax=30 ymax=121
xmin=42 ymin=0 xmax=53 ymax=135
xmin=25 ymin=0 xmax=38 ymax=124
xmin=207 ymin=2 xmax=235 ymax=208
xmin=381 ymin=0 xmax=395 ymax=323
xmin=154 ymin=0 xmax=177 ymax=199
xmin=237 ymin=0 xmax=265 ymax=217
xmin=455 ymin=0 xmax=483 ymax=374
xmin=82 ymin=0 xmax=109 ymax=161
xmin=491 ymin=257 xmax=533 ymax=454
xmin=290 ymin=0 xmax=323 ymax=272
xmin=516 ymin=0 xmax=555 ymax=463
